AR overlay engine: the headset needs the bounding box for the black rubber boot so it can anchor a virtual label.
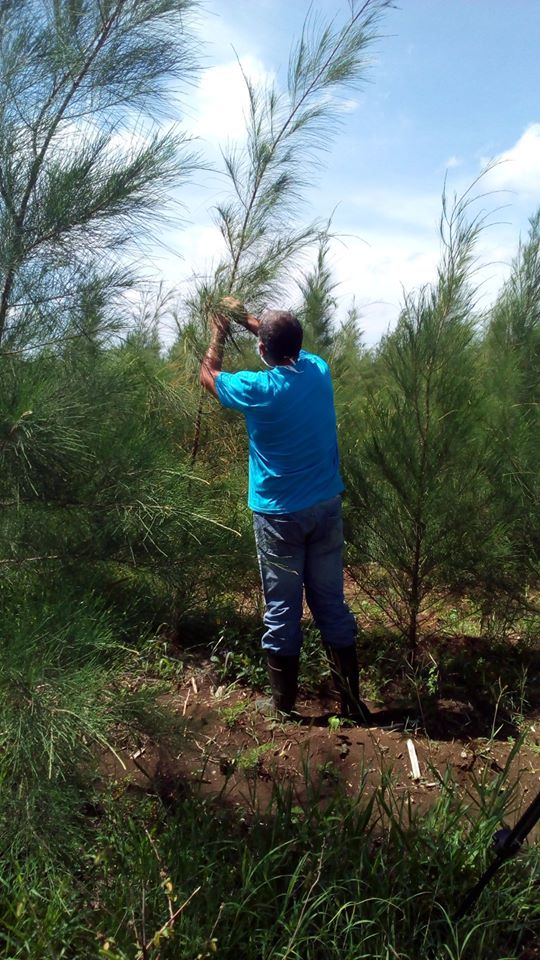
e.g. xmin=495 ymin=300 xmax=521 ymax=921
xmin=325 ymin=644 xmax=371 ymax=724
xmin=265 ymin=653 xmax=299 ymax=717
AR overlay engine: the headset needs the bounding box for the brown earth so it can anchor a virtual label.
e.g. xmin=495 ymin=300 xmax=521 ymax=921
xmin=104 ymin=670 xmax=540 ymax=835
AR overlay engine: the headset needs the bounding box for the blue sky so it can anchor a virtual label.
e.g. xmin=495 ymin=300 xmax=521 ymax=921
xmin=149 ymin=0 xmax=540 ymax=345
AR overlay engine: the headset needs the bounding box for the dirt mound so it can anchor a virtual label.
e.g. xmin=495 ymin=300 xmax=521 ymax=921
xmin=104 ymin=675 xmax=540 ymax=831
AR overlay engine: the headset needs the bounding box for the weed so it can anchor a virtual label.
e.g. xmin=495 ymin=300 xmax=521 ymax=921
xmin=407 ymin=653 xmax=441 ymax=702
xmin=138 ymin=633 xmax=185 ymax=681
xmin=299 ymin=623 xmax=331 ymax=690
xmin=317 ymin=761 xmax=341 ymax=784
xmin=210 ymin=619 xmax=331 ymax=693
xmin=4 ymin=762 xmax=536 ymax=960
xmin=210 ymin=623 xmax=267 ymax=689
xmin=236 ymin=742 xmax=274 ymax=771
xmin=327 ymin=715 xmax=342 ymax=732
xmin=220 ymin=701 xmax=249 ymax=729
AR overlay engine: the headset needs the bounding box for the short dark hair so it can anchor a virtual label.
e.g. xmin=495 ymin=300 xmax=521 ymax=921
xmin=259 ymin=310 xmax=303 ymax=363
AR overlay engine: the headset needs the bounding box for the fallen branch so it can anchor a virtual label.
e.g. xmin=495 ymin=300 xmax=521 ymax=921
xmin=137 ymin=886 xmax=201 ymax=958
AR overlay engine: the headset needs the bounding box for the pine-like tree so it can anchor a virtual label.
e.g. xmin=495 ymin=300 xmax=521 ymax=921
xmin=343 ymin=190 xmax=491 ymax=659
xmin=0 ymin=0 xmax=209 ymax=861
xmin=186 ymin=0 xmax=393 ymax=459
xmin=298 ymin=234 xmax=338 ymax=353
xmin=480 ymin=210 xmax=540 ymax=624
xmin=0 ymin=0 xmax=197 ymax=355
xmin=0 ymin=0 xmax=202 ymax=594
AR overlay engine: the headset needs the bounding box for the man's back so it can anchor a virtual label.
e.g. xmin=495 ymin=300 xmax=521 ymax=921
xmin=216 ymin=350 xmax=343 ymax=513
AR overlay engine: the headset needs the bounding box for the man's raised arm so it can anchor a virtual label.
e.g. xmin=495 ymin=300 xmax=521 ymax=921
xmin=237 ymin=312 xmax=260 ymax=336
xmin=199 ymin=313 xmax=229 ymax=398
xmin=199 ymin=298 xmax=259 ymax=399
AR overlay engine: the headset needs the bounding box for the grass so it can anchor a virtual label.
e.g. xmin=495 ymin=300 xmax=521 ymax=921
xmin=208 ymin=615 xmax=331 ymax=693
xmin=236 ymin=742 xmax=274 ymax=771
xmin=1 ymin=597 xmax=538 ymax=959
xmin=0 ymin=592 xmax=184 ymax=869
xmin=220 ymin=700 xmax=250 ymax=728
xmin=1 ymin=762 xmax=538 ymax=959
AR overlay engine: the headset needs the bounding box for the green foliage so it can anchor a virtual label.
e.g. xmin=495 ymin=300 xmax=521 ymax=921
xmin=298 ymin=233 xmax=338 ymax=353
xmin=210 ymin=617 xmax=267 ymax=689
xmin=0 ymin=337 xmax=254 ymax=627
xmin=479 ymin=211 xmax=540 ymax=620
xmin=327 ymin=714 xmax=342 ymax=732
xmin=208 ymin=614 xmax=330 ymax=692
xmin=0 ymin=593 xmax=175 ymax=864
xmin=342 ymin=189 xmax=495 ymax=656
xmin=0 ymin=0 xmax=231 ymax=628
xmin=1 ymin=5 xmax=540 ymax=958
xmin=205 ymin=0 xmax=392 ymax=310
xmin=2 ymin=770 xmax=538 ymax=959
xmin=0 ymin=0 xmax=198 ymax=354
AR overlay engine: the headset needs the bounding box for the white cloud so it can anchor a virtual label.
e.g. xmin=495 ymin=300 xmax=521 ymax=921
xmin=335 ymin=97 xmax=359 ymax=114
xmin=183 ymin=55 xmax=274 ymax=143
xmin=106 ymin=124 xmax=159 ymax=157
xmin=325 ymin=202 xmax=516 ymax=344
xmin=143 ymin=223 xmax=228 ymax=285
xmin=57 ymin=115 xmax=164 ymax=160
xmin=483 ymin=123 xmax=540 ymax=196
xmin=327 ymin=231 xmax=440 ymax=343
xmin=445 ymin=155 xmax=462 ymax=169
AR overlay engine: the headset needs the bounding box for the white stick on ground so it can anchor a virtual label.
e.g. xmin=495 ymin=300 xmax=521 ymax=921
xmin=407 ymin=739 xmax=422 ymax=781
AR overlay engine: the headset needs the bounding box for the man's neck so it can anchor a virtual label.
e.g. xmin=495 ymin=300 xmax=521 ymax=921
xmin=263 ymin=357 xmax=294 ymax=368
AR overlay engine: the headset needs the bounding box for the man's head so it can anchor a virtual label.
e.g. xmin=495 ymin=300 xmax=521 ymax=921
xmin=258 ymin=310 xmax=303 ymax=366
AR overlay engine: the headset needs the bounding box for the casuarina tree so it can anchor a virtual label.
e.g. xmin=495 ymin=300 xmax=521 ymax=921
xmin=0 ymin=0 xmax=202 ymax=861
xmin=479 ymin=210 xmax=540 ymax=627
xmin=298 ymin=234 xmax=338 ymax=354
xmin=343 ymin=188 xmax=493 ymax=660
xmin=187 ymin=0 xmax=393 ymax=459
xmin=0 ymin=0 xmax=201 ymax=588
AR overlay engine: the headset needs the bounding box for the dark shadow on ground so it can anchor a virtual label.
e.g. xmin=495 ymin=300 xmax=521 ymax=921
xmin=290 ymin=702 xmax=519 ymax=740
xmin=414 ymin=699 xmax=520 ymax=742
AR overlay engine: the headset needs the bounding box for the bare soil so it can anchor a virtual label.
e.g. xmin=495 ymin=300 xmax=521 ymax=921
xmin=105 ymin=670 xmax=540 ymax=832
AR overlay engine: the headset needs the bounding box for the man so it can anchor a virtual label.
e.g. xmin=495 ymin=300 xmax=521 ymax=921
xmin=199 ymin=299 xmax=371 ymax=723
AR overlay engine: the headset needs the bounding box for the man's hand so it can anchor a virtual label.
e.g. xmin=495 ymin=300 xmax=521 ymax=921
xmin=218 ymin=295 xmax=260 ymax=335
xmin=200 ymin=294 xmax=262 ymax=399
xmin=219 ymin=295 xmax=245 ymax=316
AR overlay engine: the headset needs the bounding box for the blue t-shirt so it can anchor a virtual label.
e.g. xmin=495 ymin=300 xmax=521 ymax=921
xmin=215 ymin=350 xmax=344 ymax=514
